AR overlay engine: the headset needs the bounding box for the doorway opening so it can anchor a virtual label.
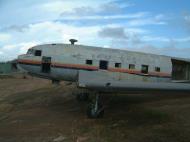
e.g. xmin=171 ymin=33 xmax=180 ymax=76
xmin=41 ymin=57 xmax=51 ymax=73
xmin=172 ymin=59 xmax=190 ymax=80
xmin=99 ymin=60 xmax=108 ymax=70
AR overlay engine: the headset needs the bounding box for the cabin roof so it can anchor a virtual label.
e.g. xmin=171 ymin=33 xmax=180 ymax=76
xmin=172 ymin=57 xmax=190 ymax=63
xmin=35 ymin=43 xmax=190 ymax=61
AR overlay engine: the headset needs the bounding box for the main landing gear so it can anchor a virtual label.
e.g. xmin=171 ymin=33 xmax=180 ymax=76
xmin=75 ymin=92 xmax=105 ymax=118
xmin=86 ymin=94 xmax=104 ymax=118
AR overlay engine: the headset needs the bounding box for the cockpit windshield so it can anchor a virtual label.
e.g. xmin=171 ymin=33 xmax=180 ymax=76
xmin=27 ymin=49 xmax=34 ymax=55
xmin=27 ymin=49 xmax=42 ymax=56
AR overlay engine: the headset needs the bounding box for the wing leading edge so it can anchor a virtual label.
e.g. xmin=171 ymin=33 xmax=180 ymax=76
xmin=77 ymin=70 xmax=190 ymax=93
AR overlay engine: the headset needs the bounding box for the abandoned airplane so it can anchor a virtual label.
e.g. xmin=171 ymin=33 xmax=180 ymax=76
xmin=17 ymin=39 xmax=190 ymax=118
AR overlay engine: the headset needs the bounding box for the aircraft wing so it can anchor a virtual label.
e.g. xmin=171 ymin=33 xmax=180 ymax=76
xmin=77 ymin=70 xmax=190 ymax=93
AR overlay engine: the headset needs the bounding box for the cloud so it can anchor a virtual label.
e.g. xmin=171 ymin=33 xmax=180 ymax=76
xmin=59 ymin=1 xmax=142 ymax=20
xmin=59 ymin=0 xmax=132 ymax=15
xmin=99 ymin=1 xmax=134 ymax=14
xmin=1 ymin=20 xmax=146 ymax=47
xmin=0 ymin=20 xmax=148 ymax=60
xmin=58 ymin=1 xmax=164 ymax=28
xmin=26 ymin=21 xmax=100 ymax=44
xmin=185 ymin=15 xmax=190 ymax=23
xmin=60 ymin=1 xmax=134 ymax=16
xmin=41 ymin=1 xmax=69 ymax=13
xmin=1 ymin=25 xmax=29 ymax=32
xmin=128 ymin=14 xmax=167 ymax=26
xmin=98 ymin=25 xmax=147 ymax=39
xmin=184 ymin=13 xmax=190 ymax=31
xmin=127 ymin=44 xmax=190 ymax=58
xmin=98 ymin=27 xmax=144 ymax=48
xmin=98 ymin=27 xmax=127 ymax=39
xmin=0 ymin=21 xmax=103 ymax=60
xmin=97 ymin=25 xmax=190 ymax=58
xmin=0 ymin=0 xmax=189 ymax=61
xmin=175 ymin=37 xmax=190 ymax=42
xmin=0 ymin=0 xmax=57 ymax=27
xmin=130 ymin=34 xmax=143 ymax=46
xmin=0 ymin=33 xmax=11 ymax=42
xmin=97 ymin=26 xmax=149 ymax=43
xmin=41 ymin=0 xmax=105 ymax=14
xmin=60 ymin=12 xmax=147 ymax=20
xmin=1 ymin=19 xmax=188 ymax=61
xmin=0 ymin=42 xmax=38 ymax=61
xmin=142 ymin=36 xmax=169 ymax=42
xmin=141 ymin=36 xmax=190 ymax=42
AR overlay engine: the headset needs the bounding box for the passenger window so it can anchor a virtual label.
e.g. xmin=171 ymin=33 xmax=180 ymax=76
xmin=35 ymin=50 xmax=42 ymax=56
xmin=141 ymin=65 xmax=149 ymax=74
xmin=99 ymin=60 xmax=108 ymax=70
xmin=86 ymin=60 xmax=93 ymax=65
xmin=129 ymin=64 xmax=135 ymax=70
xmin=115 ymin=63 xmax=121 ymax=68
xmin=155 ymin=67 xmax=161 ymax=72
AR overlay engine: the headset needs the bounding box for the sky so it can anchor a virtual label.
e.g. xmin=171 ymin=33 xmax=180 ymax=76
xmin=0 ymin=0 xmax=190 ymax=61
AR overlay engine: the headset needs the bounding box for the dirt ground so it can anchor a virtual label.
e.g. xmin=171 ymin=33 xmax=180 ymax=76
xmin=0 ymin=75 xmax=190 ymax=142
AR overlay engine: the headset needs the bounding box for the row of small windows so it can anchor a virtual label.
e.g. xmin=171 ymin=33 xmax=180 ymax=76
xmin=27 ymin=48 xmax=161 ymax=74
xmin=85 ymin=59 xmax=161 ymax=73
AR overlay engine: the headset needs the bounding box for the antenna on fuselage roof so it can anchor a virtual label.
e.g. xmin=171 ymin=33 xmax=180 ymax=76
xmin=69 ymin=39 xmax=78 ymax=45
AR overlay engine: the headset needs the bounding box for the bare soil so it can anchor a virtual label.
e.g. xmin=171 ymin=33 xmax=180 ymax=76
xmin=0 ymin=75 xmax=190 ymax=142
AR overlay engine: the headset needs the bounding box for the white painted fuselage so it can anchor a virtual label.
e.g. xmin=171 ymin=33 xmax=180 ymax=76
xmin=18 ymin=43 xmax=175 ymax=82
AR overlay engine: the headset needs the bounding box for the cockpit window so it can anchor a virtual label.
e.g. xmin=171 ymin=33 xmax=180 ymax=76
xmin=27 ymin=49 xmax=42 ymax=56
xmin=27 ymin=49 xmax=34 ymax=54
xmin=34 ymin=50 xmax=42 ymax=56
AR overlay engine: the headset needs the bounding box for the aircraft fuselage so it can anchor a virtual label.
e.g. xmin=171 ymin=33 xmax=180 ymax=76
xmin=18 ymin=43 xmax=183 ymax=83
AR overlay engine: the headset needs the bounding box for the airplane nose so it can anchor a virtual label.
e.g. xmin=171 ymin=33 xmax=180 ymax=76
xmin=17 ymin=54 xmax=28 ymax=72
xmin=18 ymin=54 xmax=25 ymax=60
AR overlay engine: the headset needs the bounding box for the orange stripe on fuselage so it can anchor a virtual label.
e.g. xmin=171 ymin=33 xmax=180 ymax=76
xmin=108 ymin=67 xmax=171 ymax=77
xmin=18 ymin=59 xmax=41 ymax=65
xmin=18 ymin=59 xmax=171 ymax=77
xmin=108 ymin=67 xmax=141 ymax=74
xmin=149 ymin=71 xmax=171 ymax=77
xmin=52 ymin=62 xmax=98 ymax=70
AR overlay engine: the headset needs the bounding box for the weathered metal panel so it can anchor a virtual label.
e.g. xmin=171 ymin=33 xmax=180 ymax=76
xmin=31 ymin=44 xmax=172 ymax=74
xmin=78 ymin=70 xmax=190 ymax=92
xmin=18 ymin=43 xmax=176 ymax=82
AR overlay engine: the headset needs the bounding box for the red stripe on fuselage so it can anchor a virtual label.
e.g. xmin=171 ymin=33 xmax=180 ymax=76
xmin=18 ymin=59 xmax=41 ymax=65
xmin=18 ymin=59 xmax=171 ymax=78
xmin=52 ymin=62 xmax=98 ymax=70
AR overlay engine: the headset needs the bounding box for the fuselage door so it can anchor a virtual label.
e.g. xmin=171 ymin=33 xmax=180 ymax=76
xmin=41 ymin=56 xmax=51 ymax=73
xmin=99 ymin=60 xmax=108 ymax=70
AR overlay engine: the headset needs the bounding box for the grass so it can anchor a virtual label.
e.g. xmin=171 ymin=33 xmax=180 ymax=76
xmin=0 ymin=74 xmax=14 ymax=79
xmin=1 ymin=77 xmax=190 ymax=142
xmin=127 ymin=108 xmax=170 ymax=126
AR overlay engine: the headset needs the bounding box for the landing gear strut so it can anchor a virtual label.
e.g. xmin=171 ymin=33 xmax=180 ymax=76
xmin=86 ymin=94 xmax=104 ymax=118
